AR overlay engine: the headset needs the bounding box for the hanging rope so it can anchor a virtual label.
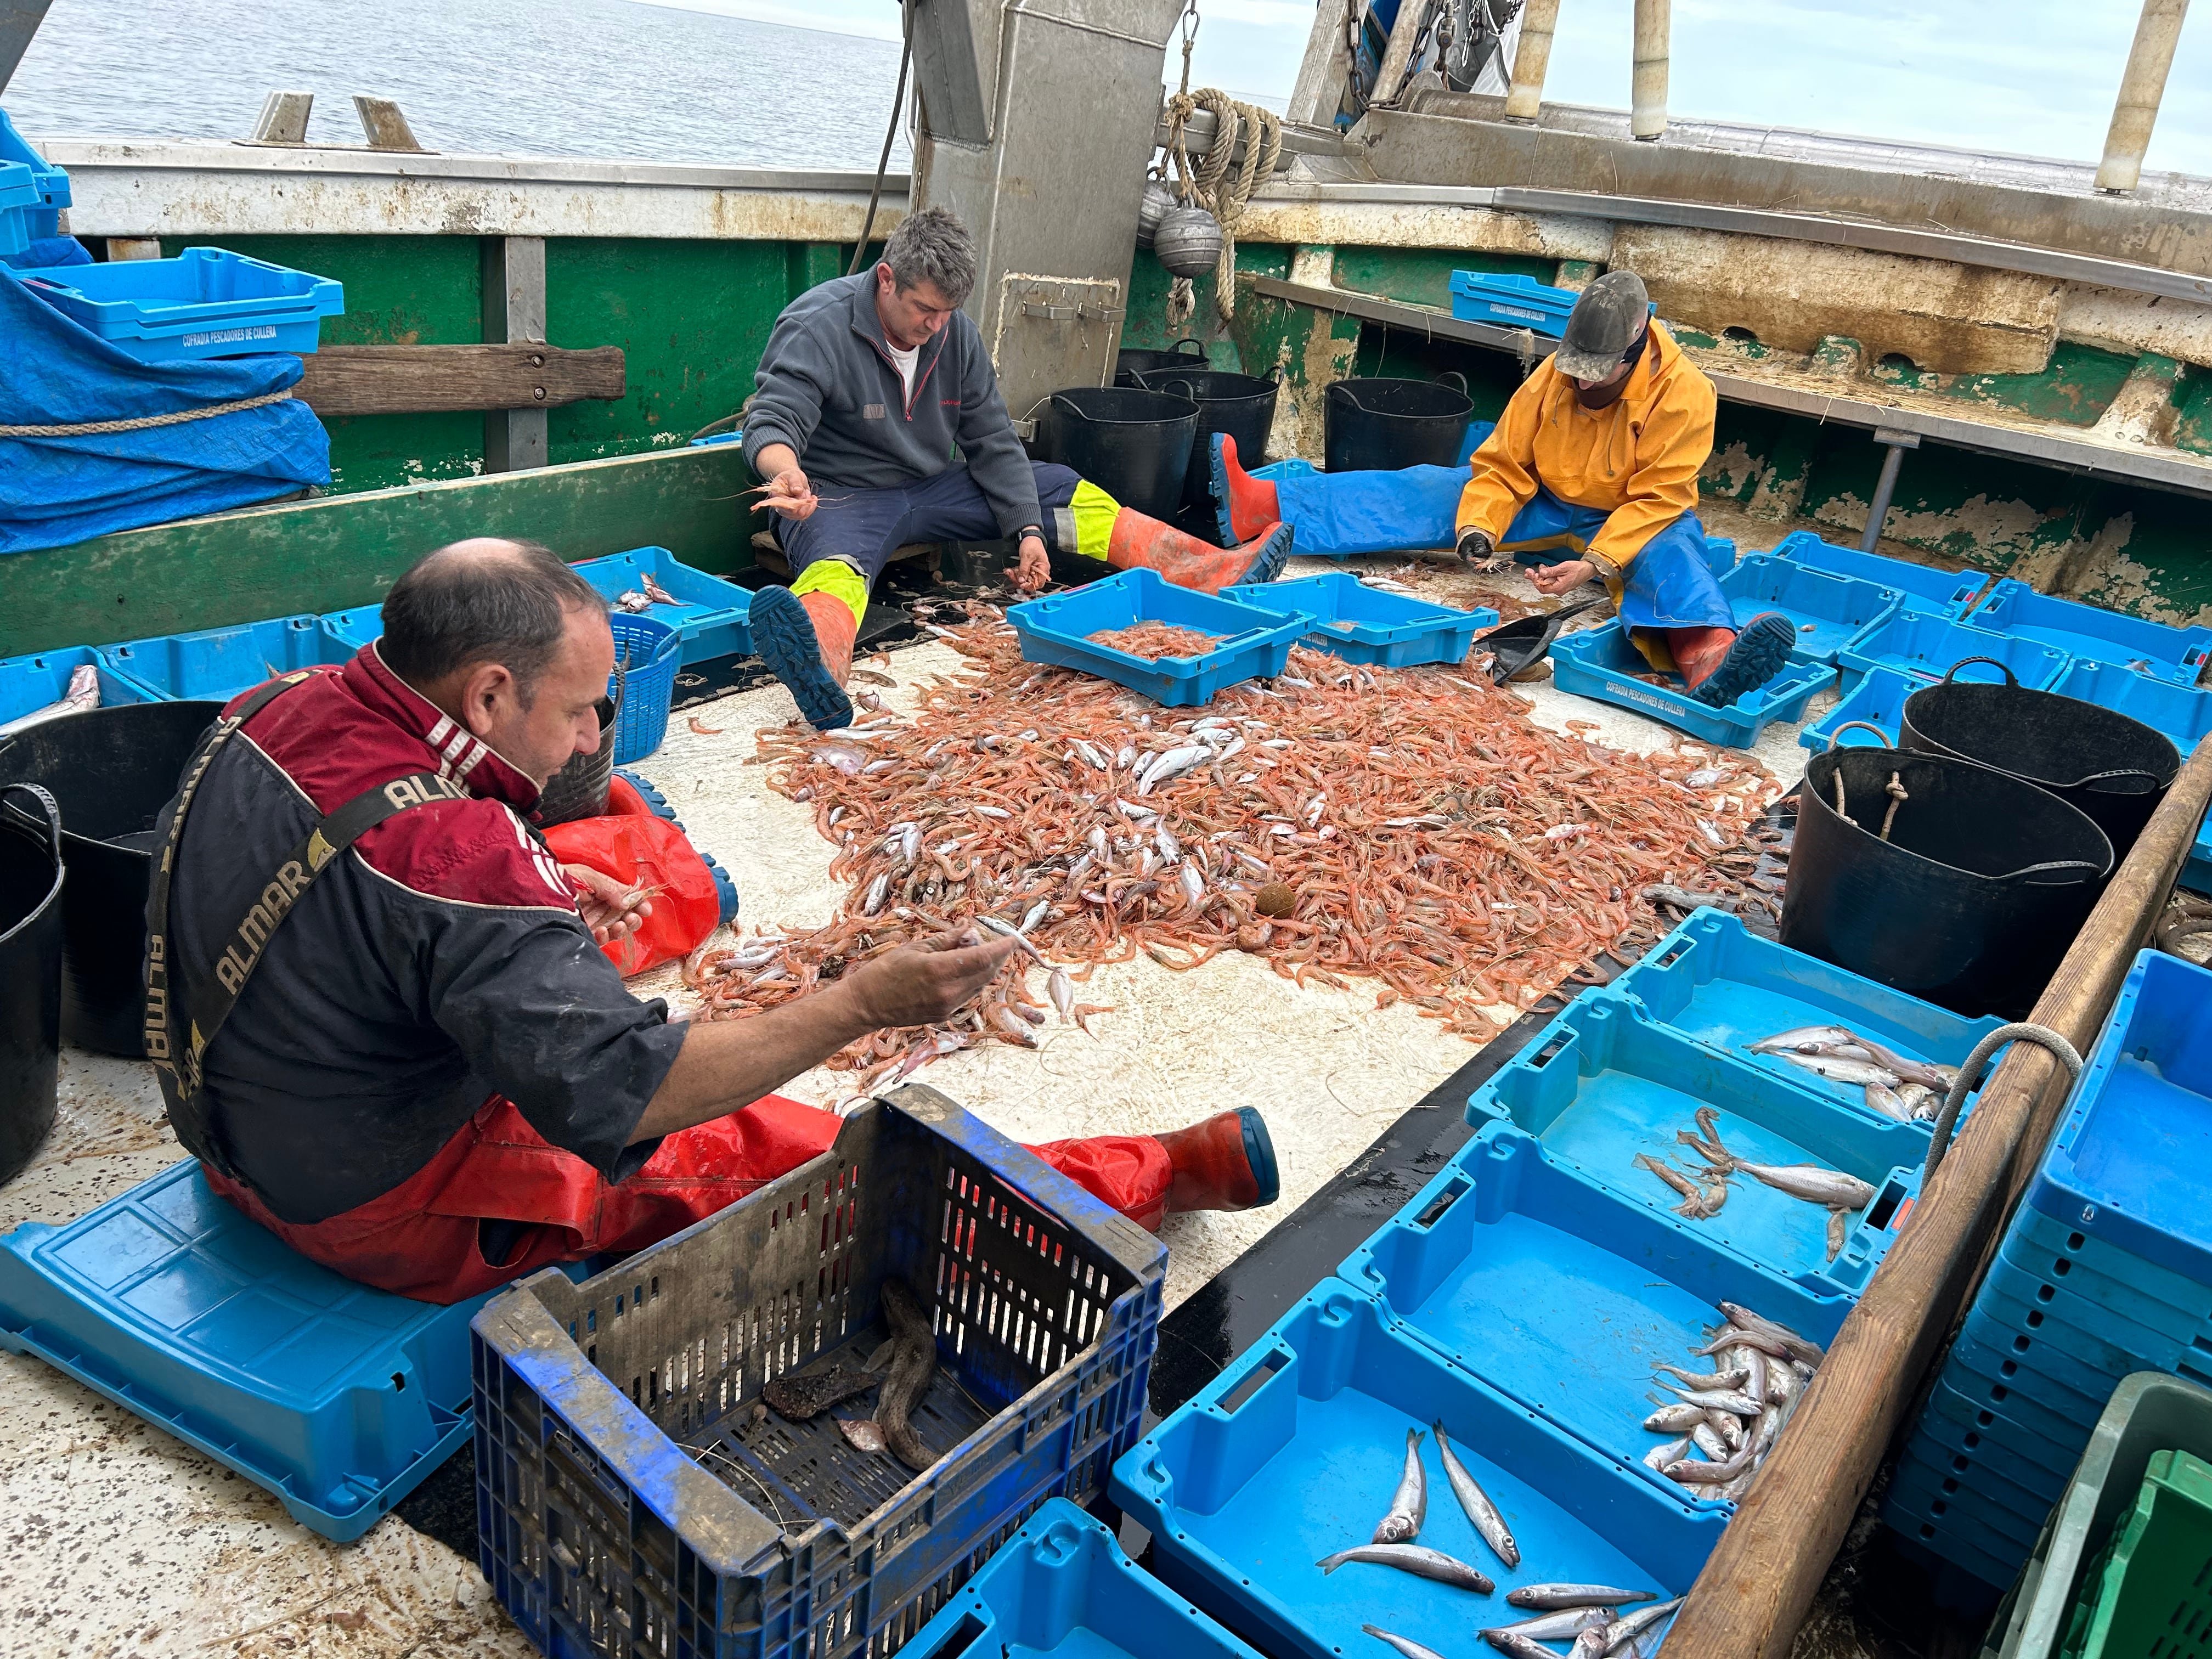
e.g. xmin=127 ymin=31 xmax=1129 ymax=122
xmin=1155 ymin=0 xmax=1281 ymax=329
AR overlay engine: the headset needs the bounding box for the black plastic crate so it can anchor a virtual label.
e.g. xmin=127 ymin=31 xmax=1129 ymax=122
xmin=471 ymin=1087 xmax=1166 ymax=1659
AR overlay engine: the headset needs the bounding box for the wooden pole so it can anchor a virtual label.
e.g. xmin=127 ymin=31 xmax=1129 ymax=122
xmin=2096 ymin=0 xmax=2191 ymax=194
xmin=1503 ymin=0 xmax=1560 ymax=122
xmin=1665 ymin=735 xmax=2212 ymax=1658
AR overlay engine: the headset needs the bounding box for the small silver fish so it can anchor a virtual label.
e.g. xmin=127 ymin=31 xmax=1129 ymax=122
xmin=1827 ymin=1205 xmax=1850 ymax=1263
xmin=1507 ymin=1584 xmax=1658 ymax=1611
xmin=1319 ymin=1543 xmax=1493 ymax=1593
xmin=973 ymin=803 xmax=1013 ymax=819
xmin=988 ymin=1007 xmax=1038 ymax=1047
xmin=862 ymin=873 xmax=890 ymax=917
xmin=1604 ymin=1596 xmax=1683 ymax=1652
xmin=1864 ymin=1081 xmax=1912 ymax=1121
xmin=1048 ymin=968 xmax=1073 ymax=1022
xmin=1154 ymin=823 xmax=1181 ymax=861
xmin=1020 ymin=898 xmax=1049 ymax=933
xmin=1642 ymin=1403 xmax=1707 ymax=1434
xmin=1898 ymin=1082 xmax=1936 ymax=1118
xmin=1747 ymin=1024 xmax=1856 ymax=1055
xmin=1684 ymin=766 xmax=1728 ymax=788
xmin=1373 ymin=1427 xmax=1427 ymax=1544
xmin=1780 ymin=1051 xmax=1902 ymax=1088
xmin=1489 ymin=1607 xmax=1615 ymax=1643
xmin=1664 ymin=1451 xmax=1751 ymax=1485
xmin=1643 ymin=1435 xmax=1691 ymax=1471
xmin=1364 ymin=1626 xmax=1452 ymax=1659
xmin=1667 ymin=1385 xmax=1765 ymax=1418
xmin=1652 ymin=1364 xmax=1746 ymax=1392
xmin=1434 ymin=1424 xmax=1519 ymax=1568
xmin=1569 ymin=1628 xmax=1615 ymax=1659
xmin=1733 ymin=1161 xmax=1877 ymax=1210
xmin=1479 ymin=1631 xmax=1557 ymax=1659
xmin=1718 ymin=1304 xmax=1826 ymax=1367
xmin=1691 ymin=1420 xmax=1733 ymax=1460
xmin=1834 ymin=1030 xmax=1957 ymax=1092
xmin=1178 ymin=864 xmax=1206 ymax=906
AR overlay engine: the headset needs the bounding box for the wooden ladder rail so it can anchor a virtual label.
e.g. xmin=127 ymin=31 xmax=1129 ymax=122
xmin=1669 ymin=733 xmax=2212 ymax=1658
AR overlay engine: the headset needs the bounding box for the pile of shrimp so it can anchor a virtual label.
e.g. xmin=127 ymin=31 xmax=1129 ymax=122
xmin=684 ymin=601 xmax=1774 ymax=1094
xmin=1085 ymin=621 xmax=1222 ymax=659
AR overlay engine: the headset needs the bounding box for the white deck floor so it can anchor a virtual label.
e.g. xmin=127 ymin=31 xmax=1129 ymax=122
xmin=0 ymin=543 xmax=1843 ymax=1657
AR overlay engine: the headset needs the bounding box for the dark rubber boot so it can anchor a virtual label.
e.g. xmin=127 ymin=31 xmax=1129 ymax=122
xmin=1107 ymin=507 xmax=1294 ymax=593
xmin=751 ymin=585 xmax=856 ymax=730
xmin=1685 ymin=611 xmax=1796 ymax=708
xmin=1211 ymin=432 xmax=1281 ymax=546
xmin=1153 ymin=1107 xmax=1280 ymax=1219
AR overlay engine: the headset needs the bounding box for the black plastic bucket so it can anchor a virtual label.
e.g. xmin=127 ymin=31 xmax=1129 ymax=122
xmin=537 ymin=690 xmax=621 ymax=827
xmin=0 ymin=700 xmax=223 ymax=1055
xmin=1781 ymin=738 xmax=2113 ymax=1019
xmin=1049 ymin=386 xmax=1199 ymax=522
xmin=1115 ymin=337 xmax=1209 ymax=387
xmin=0 ymin=785 xmax=64 ymax=1183
xmin=1324 ymin=374 xmax=1474 ymax=473
xmin=1134 ymin=366 xmax=1280 ymax=520
xmin=1900 ymin=658 xmax=2180 ymax=870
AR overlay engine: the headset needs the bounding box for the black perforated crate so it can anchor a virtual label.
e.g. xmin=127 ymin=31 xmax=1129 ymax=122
xmin=471 ymin=1087 xmax=1165 ymax=1659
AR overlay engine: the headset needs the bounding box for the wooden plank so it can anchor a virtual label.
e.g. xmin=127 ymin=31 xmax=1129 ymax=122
xmin=1668 ymin=733 xmax=2212 ymax=1658
xmin=292 ymin=343 xmax=625 ymax=416
xmin=0 ymin=444 xmax=759 ymax=658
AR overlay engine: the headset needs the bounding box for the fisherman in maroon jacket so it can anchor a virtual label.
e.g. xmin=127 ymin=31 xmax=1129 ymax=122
xmin=146 ymin=539 xmax=1278 ymax=1302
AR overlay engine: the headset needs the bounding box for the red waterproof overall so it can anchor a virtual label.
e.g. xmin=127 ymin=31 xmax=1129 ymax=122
xmin=204 ymin=1093 xmax=1172 ymax=1304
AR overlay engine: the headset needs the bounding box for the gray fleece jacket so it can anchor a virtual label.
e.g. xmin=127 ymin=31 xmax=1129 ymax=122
xmin=742 ymin=272 xmax=1042 ymax=537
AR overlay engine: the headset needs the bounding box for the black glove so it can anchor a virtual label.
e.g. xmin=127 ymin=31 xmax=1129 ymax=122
xmin=1455 ymin=527 xmax=1496 ymax=564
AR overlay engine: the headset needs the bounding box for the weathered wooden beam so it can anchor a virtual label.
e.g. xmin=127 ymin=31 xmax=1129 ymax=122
xmin=292 ymin=343 xmax=624 ymax=417
xmin=1667 ymin=733 xmax=2212 ymax=1658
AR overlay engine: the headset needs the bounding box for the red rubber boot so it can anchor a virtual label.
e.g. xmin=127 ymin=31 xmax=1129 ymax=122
xmin=1106 ymin=508 xmax=1294 ymax=595
xmin=1210 ymin=433 xmax=1281 ymax=545
xmin=1153 ymin=1107 xmax=1280 ymax=1222
xmin=750 ymin=585 xmax=860 ymax=729
xmin=1671 ymin=612 xmax=1796 ymax=708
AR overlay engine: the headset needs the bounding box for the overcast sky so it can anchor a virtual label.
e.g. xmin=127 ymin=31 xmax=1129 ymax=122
xmin=641 ymin=0 xmax=2212 ymax=176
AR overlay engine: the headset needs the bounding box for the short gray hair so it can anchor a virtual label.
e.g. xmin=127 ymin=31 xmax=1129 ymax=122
xmin=882 ymin=206 xmax=977 ymax=308
xmin=382 ymin=539 xmax=606 ymax=703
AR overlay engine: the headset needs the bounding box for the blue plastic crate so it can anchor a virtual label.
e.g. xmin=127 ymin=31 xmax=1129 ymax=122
xmin=473 ymin=1088 xmax=1166 ymax=1659
xmin=1466 ymin=994 xmax=1923 ymax=1294
xmin=1769 ymin=530 xmax=1986 ymax=618
xmin=0 ymin=1160 xmax=497 ymax=1541
xmin=1449 ymin=269 xmax=1579 ymax=335
xmin=2029 ymin=951 xmax=2212 ymax=1283
xmin=1008 ymin=568 xmax=1310 ymax=707
xmin=0 ymin=107 xmax=69 ymax=256
xmin=571 ymin=546 xmax=755 ymax=668
xmin=1799 ymin=665 xmax=1920 ymax=753
xmin=1609 ymin=906 xmax=2006 ymax=1127
xmin=1550 ymin=618 xmax=1831 ymax=748
xmin=1109 ymin=1283 xmax=1719 ymax=1659
xmin=0 ymin=644 xmax=159 ymax=725
xmin=901 ymin=1499 xmax=1266 ymax=1659
xmin=1835 ymin=611 xmax=2070 ymax=693
xmin=1220 ymin=571 xmax=1496 ymax=667
xmin=1974 ymin=1259 xmax=2203 ymax=1380
xmin=1905 ymin=1395 xmax=2072 ymax=1509
xmin=1932 ymin=1339 xmax=2115 ymax=1466
xmin=1957 ymin=1301 xmax=2141 ymax=1414
xmin=1337 ymin=1122 xmax=1850 ymax=1507
xmin=1966 ymin=577 xmax=2212 ymax=685
xmin=1886 ymin=1502 xmax=2028 ymax=1594
xmin=1716 ymin=552 xmax=1902 ymax=665
xmin=318 ymin=602 xmax=382 ymax=652
xmin=1944 ymin=1318 xmax=2120 ymax=1436
xmin=1920 ymin=1371 xmax=2094 ymax=1486
xmin=98 ymin=613 xmax=348 ymax=702
xmin=14 ymin=246 xmax=343 ymax=362
xmin=2000 ymin=1206 xmax=2212 ymax=1343
xmin=1886 ymin=1447 xmax=2046 ymax=1567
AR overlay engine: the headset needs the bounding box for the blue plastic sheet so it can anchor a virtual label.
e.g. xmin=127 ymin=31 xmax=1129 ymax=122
xmin=0 ymin=267 xmax=329 ymax=555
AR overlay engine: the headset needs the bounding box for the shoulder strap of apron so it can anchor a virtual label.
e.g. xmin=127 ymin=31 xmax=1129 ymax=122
xmin=145 ymin=672 xmax=481 ymax=1179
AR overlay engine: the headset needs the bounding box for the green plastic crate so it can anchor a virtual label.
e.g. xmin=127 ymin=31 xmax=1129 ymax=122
xmin=2058 ymin=1449 xmax=2212 ymax=1658
xmin=1985 ymin=1373 xmax=2212 ymax=1658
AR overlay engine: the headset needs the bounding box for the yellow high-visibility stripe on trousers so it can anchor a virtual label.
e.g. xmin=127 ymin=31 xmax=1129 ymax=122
xmin=1069 ymin=479 xmax=1120 ymax=561
xmin=789 ymin=557 xmax=868 ymax=625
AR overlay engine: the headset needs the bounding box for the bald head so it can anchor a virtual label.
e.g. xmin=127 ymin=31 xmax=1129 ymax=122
xmin=380 ymin=537 xmax=606 ymax=696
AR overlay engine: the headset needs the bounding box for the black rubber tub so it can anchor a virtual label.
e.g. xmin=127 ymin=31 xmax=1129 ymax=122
xmin=1900 ymin=659 xmax=2180 ymax=871
xmin=1324 ymin=374 xmax=1474 ymax=473
xmin=0 ymin=784 xmax=64 ymax=1182
xmin=537 ymin=690 xmax=620 ymax=827
xmin=0 ymin=701 xmax=222 ymax=1055
xmin=1781 ymin=741 xmax=2113 ymax=1019
xmin=1048 ymin=386 xmax=1200 ymax=522
xmin=1133 ymin=366 xmax=1280 ymax=523
xmin=1115 ymin=337 xmax=1209 ymax=386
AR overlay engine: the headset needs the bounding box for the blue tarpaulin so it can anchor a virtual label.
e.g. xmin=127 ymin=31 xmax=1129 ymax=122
xmin=0 ymin=266 xmax=330 ymax=555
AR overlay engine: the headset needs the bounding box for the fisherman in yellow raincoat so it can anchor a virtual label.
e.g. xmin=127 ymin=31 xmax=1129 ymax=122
xmin=1210 ymin=271 xmax=1795 ymax=707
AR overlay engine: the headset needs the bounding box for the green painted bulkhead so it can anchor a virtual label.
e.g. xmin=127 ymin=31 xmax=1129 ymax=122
xmin=2 ymin=226 xmax=2208 ymax=659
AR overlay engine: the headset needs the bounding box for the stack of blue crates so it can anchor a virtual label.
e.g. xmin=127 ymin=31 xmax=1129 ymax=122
xmin=1886 ymin=950 xmax=2212 ymax=1592
xmin=0 ymin=106 xmax=70 ymax=257
xmin=1113 ymin=907 xmax=2001 ymax=1657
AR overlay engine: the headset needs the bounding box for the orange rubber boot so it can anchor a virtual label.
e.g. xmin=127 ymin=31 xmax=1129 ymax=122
xmin=1106 ymin=508 xmax=1295 ymax=595
xmin=1668 ymin=625 xmax=1737 ymax=691
xmin=1211 ymin=433 xmax=1281 ymax=545
xmin=1671 ymin=612 xmax=1796 ymax=708
xmin=1154 ymin=1107 xmax=1279 ymax=1222
xmin=749 ymin=584 xmax=860 ymax=730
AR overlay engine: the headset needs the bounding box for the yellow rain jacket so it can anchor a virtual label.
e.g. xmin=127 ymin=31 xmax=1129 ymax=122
xmin=1454 ymin=320 xmax=1716 ymax=577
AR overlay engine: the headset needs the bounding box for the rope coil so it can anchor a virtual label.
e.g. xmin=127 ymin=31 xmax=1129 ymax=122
xmin=1160 ymin=82 xmax=1281 ymax=329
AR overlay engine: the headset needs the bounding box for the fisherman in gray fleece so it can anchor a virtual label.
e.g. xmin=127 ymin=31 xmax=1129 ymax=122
xmin=741 ymin=206 xmax=1291 ymax=729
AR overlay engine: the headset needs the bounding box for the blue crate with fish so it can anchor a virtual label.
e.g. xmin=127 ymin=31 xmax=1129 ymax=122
xmin=1800 ymin=665 xmax=1921 ymax=752
xmin=1714 ymin=552 xmax=1902 ymax=665
xmin=0 ymin=644 xmax=160 ymax=729
xmin=1966 ymin=577 xmax=2212 ymax=686
xmin=1769 ymin=530 xmax=1985 ymax=618
xmin=13 ymin=246 xmax=344 ymax=363
xmin=0 ymin=1160 xmax=508 ymax=1541
xmin=1109 ymin=1282 xmax=1714 ymax=1659
xmin=475 ymin=1088 xmax=1165 ymax=1659
xmin=2043 ymin=661 xmax=2212 ymax=892
xmin=1464 ymin=994 xmax=1925 ymax=1295
xmin=97 ymin=613 xmax=349 ymax=702
xmin=1008 ymin=568 xmax=1310 ymax=707
xmin=0 ymin=106 xmax=70 ymax=256
xmin=1608 ymin=907 xmax=2005 ymax=1132
xmin=1549 ymin=619 xmax=1830 ymax=749
xmin=1337 ymin=1121 xmax=1849 ymax=1509
xmin=569 ymin=546 xmax=756 ymax=667
xmin=1221 ymin=571 xmax=1496 ymax=668
xmin=899 ymin=1498 xmax=1267 ymax=1659
xmin=1834 ymin=612 xmax=2070 ymax=693
xmin=1450 ymin=270 xmax=1581 ymax=335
